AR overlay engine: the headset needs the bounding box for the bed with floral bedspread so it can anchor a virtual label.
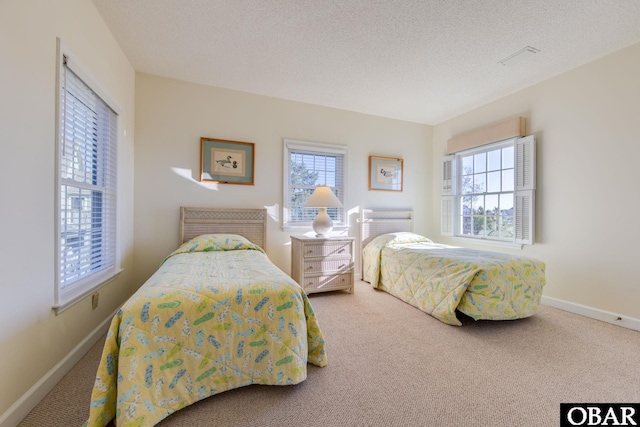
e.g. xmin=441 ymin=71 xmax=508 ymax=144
xmin=84 ymin=234 xmax=327 ymax=427
xmin=362 ymin=232 xmax=546 ymax=326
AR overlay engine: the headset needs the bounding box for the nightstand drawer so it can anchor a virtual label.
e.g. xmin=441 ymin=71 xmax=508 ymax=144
xmin=303 ymin=242 xmax=351 ymax=258
xmin=301 ymin=273 xmax=352 ymax=293
xmin=304 ymin=258 xmax=352 ymax=275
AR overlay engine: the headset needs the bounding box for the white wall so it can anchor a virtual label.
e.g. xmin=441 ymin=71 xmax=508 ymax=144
xmin=3 ymin=1 xmax=637 ymax=421
xmin=431 ymin=43 xmax=640 ymax=322
xmin=0 ymin=0 xmax=135 ymax=421
xmin=134 ymin=73 xmax=432 ymax=287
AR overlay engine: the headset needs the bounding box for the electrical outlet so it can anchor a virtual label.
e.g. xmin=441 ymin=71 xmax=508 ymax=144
xmin=92 ymin=292 xmax=99 ymax=310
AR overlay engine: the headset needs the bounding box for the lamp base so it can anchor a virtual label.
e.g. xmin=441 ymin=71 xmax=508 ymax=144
xmin=312 ymin=207 xmax=333 ymax=237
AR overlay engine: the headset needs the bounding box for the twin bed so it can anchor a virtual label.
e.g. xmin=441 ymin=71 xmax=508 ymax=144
xmin=84 ymin=208 xmax=327 ymax=427
xmin=85 ymin=207 xmax=545 ymax=426
xmin=360 ymin=209 xmax=546 ymax=326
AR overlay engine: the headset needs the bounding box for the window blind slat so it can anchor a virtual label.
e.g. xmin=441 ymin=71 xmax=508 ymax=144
xmin=516 ymin=135 xmax=535 ymax=191
xmin=441 ymin=196 xmax=453 ymax=236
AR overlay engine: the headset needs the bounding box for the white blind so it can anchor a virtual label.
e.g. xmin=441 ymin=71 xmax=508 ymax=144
xmin=58 ymin=56 xmax=118 ymax=293
xmin=516 ymin=135 xmax=536 ymax=191
xmin=515 ymin=190 xmax=534 ymax=244
xmin=514 ymin=135 xmax=536 ymax=244
xmin=442 ymin=155 xmax=454 ymax=196
xmin=441 ymin=196 xmax=453 ymax=235
xmin=284 ymin=140 xmax=346 ymax=227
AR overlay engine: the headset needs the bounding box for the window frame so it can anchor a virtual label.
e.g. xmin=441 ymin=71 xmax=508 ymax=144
xmin=54 ymin=39 xmax=122 ymax=313
xmin=282 ymin=139 xmax=348 ymax=231
xmin=442 ymin=135 xmax=535 ymax=246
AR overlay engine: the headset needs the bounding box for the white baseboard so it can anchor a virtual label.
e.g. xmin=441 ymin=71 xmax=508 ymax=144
xmin=541 ymin=296 xmax=640 ymax=332
xmin=0 ymin=309 xmax=117 ymax=427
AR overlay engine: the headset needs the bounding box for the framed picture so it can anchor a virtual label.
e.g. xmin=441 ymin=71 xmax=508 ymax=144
xmin=369 ymin=155 xmax=403 ymax=191
xmin=200 ymin=137 xmax=255 ymax=185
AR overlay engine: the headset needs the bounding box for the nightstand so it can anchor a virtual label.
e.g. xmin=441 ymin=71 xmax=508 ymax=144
xmin=290 ymin=235 xmax=355 ymax=294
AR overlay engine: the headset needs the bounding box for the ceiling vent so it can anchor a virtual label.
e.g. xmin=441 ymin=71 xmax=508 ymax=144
xmin=498 ymin=46 xmax=540 ymax=67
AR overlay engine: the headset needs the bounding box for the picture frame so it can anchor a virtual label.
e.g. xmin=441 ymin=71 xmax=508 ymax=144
xmin=200 ymin=137 xmax=255 ymax=185
xmin=369 ymin=155 xmax=403 ymax=191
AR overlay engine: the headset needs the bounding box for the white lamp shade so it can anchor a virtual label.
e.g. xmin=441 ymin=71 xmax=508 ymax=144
xmin=304 ymin=186 xmax=342 ymax=236
xmin=304 ymin=186 xmax=343 ymax=208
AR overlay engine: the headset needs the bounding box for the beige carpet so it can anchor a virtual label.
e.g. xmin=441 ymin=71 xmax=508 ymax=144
xmin=18 ymin=280 xmax=640 ymax=427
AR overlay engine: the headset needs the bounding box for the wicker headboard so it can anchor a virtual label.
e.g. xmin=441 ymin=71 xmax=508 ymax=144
xmin=180 ymin=207 xmax=268 ymax=250
xmin=359 ymin=209 xmax=413 ymax=250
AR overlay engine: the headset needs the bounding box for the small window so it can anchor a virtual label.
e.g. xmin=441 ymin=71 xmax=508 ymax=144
xmin=55 ymin=42 xmax=119 ymax=311
xmin=283 ymin=139 xmax=347 ymax=230
xmin=442 ymin=136 xmax=535 ymax=245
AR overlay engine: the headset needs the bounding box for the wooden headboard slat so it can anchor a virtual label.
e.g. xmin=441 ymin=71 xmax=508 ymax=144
xmin=180 ymin=207 xmax=268 ymax=250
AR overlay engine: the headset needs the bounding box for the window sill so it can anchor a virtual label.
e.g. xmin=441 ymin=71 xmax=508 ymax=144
xmin=53 ymin=268 xmax=123 ymax=315
xmin=451 ymin=237 xmax=524 ymax=250
xmin=282 ymin=224 xmax=350 ymax=234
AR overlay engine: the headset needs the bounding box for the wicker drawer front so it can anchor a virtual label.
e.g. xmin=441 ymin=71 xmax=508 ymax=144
xmin=304 ymin=259 xmax=351 ymax=275
xmin=290 ymin=235 xmax=355 ymax=294
xmin=304 ymin=242 xmax=351 ymax=258
xmin=302 ymin=274 xmax=352 ymax=293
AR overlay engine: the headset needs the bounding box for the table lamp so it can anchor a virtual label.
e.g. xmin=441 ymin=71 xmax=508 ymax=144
xmin=304 ymin=186 xmax=343 ymax=236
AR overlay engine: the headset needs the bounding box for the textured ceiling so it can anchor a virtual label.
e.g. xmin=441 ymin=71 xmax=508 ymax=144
xmin=92 ymin=0 xmax=640 ymax=125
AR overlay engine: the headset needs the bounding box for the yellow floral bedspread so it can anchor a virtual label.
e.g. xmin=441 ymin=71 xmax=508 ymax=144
xmin=84 ymin=234 xmax=327 ymax=427
xmin=363 ymin=233 xmax=546 ymax=326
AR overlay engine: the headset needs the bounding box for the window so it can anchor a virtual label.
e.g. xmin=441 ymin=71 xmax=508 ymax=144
xmin=55 ymin=44 xmax=119 ymax=311
xmin=442 ymin=136 xmax=535 ymax=245
xmin=283 ymin=139 xmax=347 ymax=230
